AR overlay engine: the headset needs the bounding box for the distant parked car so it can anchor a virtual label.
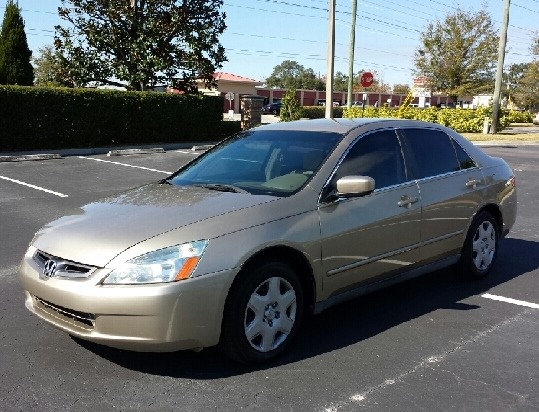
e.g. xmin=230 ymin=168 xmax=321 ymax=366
xmin=533 ymin=113 xmax=539 ymax=125
xmin=262 ymin=102 xmax=282 ymax=115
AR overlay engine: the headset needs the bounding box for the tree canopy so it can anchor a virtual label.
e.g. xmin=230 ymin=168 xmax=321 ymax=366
xmin=512 ymin=62 xmax=539 ymax=111
xmin=0 ymin=0 xmax=33 ymax=85
xmin=265 ymin=60 xmax=324 ymax=90
xmin=414 ymin=6 xmax=498 ymax=101
xmin=33 ymin=44 xmax=74 ymax=87
xmin=393 ymin=84 xmax=411 ymax=95
xmin=54 ymin=0 xmax=227 ymax=91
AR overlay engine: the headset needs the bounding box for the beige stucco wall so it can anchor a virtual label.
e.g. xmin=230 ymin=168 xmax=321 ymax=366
xmin=199 ymin=80 xmax=259 ymax=113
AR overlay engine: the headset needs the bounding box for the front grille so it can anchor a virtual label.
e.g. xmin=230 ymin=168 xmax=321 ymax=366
xmin=35 ymin=296 xmax=95 ymax=329
xmin=33 ymin=250 xmax=95 ymax=279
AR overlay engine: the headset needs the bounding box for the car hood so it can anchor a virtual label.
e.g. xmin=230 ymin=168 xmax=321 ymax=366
xmin=32 ymin=183 xmax=278 ymax=267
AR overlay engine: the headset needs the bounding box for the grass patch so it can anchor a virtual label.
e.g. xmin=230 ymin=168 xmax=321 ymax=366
xmin=462 ymin=123 xmax=539 ymax=142
xmin=462 ymin=132 xmax=539 ymax=142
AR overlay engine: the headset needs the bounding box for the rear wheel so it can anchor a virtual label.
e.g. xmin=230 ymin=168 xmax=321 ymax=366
xmin=459 ymin=211 xmax=499 ymax=278
xmin=220 ymin=260 xmax=304 ymax=364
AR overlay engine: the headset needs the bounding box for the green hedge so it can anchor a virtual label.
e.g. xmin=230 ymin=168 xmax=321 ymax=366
xmin=503 ymin=110 xmax=533 ymax=124
xmin=341 ymin=106 xmax=522 ymax=133
xmin=0 ymin=85 xmax=226 ymax=151
xmin=302 ymin=106 xmax=344 ymax=119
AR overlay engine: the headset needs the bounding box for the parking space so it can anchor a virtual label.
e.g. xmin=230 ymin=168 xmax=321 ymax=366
xmin=0 ymin=150 xmax=199 ymax=202
xmin=0 ymin=146 xmax=537 ymax=411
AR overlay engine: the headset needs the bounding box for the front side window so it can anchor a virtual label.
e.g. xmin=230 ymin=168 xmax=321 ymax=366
xmin=333 ymin=130 xmax=407 ymax=190
xmin=400 ymin=128 xmax=461 ymax=179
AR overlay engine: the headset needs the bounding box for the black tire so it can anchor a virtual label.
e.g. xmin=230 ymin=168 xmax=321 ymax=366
xmin=459 ymin=211 xmax=499 ymax=279
xmin=219 ymin=260 xmax=304 ymax=364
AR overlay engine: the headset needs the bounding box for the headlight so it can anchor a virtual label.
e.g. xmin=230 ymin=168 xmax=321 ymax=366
xmin=103 ymin=240 xmax=208 ymax=284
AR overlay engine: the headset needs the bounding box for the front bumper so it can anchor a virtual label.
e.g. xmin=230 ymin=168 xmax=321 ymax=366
xmin=18 ymin=247 xmax=237 ymax=352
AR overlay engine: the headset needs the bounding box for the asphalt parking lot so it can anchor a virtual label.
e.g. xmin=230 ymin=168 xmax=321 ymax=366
xmin=1 ymin=145 xmax=538 ymax=411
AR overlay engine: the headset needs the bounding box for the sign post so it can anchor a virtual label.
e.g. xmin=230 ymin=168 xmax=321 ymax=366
xmin=362 ymin=93 xmax=367 ymax=117
xmin=225 ymin=92 xmax=234 ymax=119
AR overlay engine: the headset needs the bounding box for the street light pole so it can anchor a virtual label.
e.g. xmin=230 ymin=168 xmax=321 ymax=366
xmin=325 ymin=0 xmax=336 ymax=119
xmin=491 ymin=0 xmax=511 ymax=134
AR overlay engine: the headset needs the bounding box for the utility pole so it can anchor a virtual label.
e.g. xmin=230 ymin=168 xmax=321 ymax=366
xmin=347 ymin=0 xmax=358 ymax=109
xmin=325 ymin=0 xmax=336 ymax=119
xmin=491 ymin=0 xmax=510 ymax=134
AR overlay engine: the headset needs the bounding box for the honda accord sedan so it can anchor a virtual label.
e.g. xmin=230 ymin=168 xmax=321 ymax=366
xmin=19 ymin=118 xmax=517 ymax=364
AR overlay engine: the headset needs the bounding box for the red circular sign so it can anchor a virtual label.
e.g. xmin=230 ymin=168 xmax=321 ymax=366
xmin=360 ymin=72 xmax=374 ymax=88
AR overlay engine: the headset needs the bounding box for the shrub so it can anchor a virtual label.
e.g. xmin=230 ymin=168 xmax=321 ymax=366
xmin=504 ymin=110 xmax=533 ymax=123
xmin=343 ymin=106 xmax=509 ymax=133
xmin=280 ymin=88 xmax=303 ymax=122
xmin=0 ymin=85 xmax=224 ymax=151
xmin=301 ymin=106 xmax=343 ymax=119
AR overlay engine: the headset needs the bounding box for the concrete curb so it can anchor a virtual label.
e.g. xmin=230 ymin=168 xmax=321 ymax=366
xmin=0 ymin=153 xmax=62 ymax=162
xmin=191 ymin=144 xmax=214 ymax=151
xmin=107 ymin=148 xmax=165 ymax=156
xmin=0 ymin=142 xmax=218 ymax=162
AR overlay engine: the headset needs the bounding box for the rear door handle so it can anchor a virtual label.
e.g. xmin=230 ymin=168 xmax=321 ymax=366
xmin=397 ymin=195 xmax=418 ymax=208
xmin=466 ymin=178 xmax=481 ymax=188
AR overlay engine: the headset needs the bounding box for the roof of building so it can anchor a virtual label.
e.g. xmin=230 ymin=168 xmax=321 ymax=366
xmin=212 ymin=72 xmax=262 ymax=84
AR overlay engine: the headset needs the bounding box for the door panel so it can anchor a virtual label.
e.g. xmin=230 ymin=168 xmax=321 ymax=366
xmin=317 ymin=129 xmax=421 ymax=300
xmin=319 ymin=183 xmax=421 ymax=299
xmin=417 ymin=170 xmax=483 ymax=262
xmin=399 ymin=127 xmax=483 ymax=262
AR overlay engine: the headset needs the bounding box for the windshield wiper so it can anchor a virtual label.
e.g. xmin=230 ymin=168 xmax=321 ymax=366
xmin=196 ymin=183 xmax=248 ymax=194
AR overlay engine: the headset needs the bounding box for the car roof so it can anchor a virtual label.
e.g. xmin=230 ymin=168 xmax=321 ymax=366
xmin=255 ymin=117 xmax=438 ymax=135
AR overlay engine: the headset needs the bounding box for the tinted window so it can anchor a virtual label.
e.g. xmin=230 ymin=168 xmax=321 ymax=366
xmin=334 ymin=130 xmax=406 ymax=189
xmin=401 ymin=129 xmax=460 ymax=179
xmin=451 ymin=139 xmax=476 ymax=170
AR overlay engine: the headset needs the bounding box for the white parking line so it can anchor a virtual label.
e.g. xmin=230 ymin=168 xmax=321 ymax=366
xmin=78 ymin=156 xmax=172 ymax=174
xmin=0 ymin=175 xmax=68 ymax=197
xmin=482 ymin=293 xmax=539 ymax=309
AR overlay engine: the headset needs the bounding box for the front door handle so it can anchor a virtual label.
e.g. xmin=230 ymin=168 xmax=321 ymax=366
xmin=397 ymin=195 xmax=418 ymax=208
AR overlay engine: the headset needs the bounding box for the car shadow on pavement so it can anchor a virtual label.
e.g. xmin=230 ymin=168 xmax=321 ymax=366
xmin=73 ymin=237 xmax=539 ymax=378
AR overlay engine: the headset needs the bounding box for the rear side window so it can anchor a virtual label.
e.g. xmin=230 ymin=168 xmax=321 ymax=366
xmin=401 ymin=128 xmax=460 ymax=179
xmin=451 ymin=139 xmax=476 ymax=170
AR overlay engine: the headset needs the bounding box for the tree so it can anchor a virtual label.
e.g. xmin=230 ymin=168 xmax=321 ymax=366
xmin=280 ymin=87 xmax=303 ymax=122
xmin=54 ymin=0 xmax=227 ymax=91
xmin=265 ymin=60 xmax=323 ymax=90
xmin=513 ymin=62 xmax=539 ymax=111
xmin=502 ymin=63 xmax=529 ymax=102
xmin=414 ymin=6 xmax=498 ymax=101
xmin=33 ymin=44 xmax=74 ymax=87
xmin=333 ymin=71 xmax=348 ymax=92
xmin=0 ymin=0 xmax=33 ymax=85
xmin=393 ymin=84 xmax=411 ymax=95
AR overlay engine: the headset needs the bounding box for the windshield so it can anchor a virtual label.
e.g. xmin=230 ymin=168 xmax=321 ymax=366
xmin=168 ymin=129 xmax=342 ymax=196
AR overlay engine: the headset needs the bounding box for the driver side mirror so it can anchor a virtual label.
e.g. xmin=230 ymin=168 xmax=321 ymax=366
xmin=336 ymin=175 xmax=375 ymax=198
xmin=321 ymin=175 xmax=375 ymax=204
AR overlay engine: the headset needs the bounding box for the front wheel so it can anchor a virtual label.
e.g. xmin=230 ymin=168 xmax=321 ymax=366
xmin=219 ymin=261 xmax=304 ymax=364
xmin=459 ymin=211 xmax=499 ymax=278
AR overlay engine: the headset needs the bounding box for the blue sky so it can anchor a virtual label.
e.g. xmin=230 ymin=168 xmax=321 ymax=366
xmin=4 ymin=0 xmax=538 ymax=86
